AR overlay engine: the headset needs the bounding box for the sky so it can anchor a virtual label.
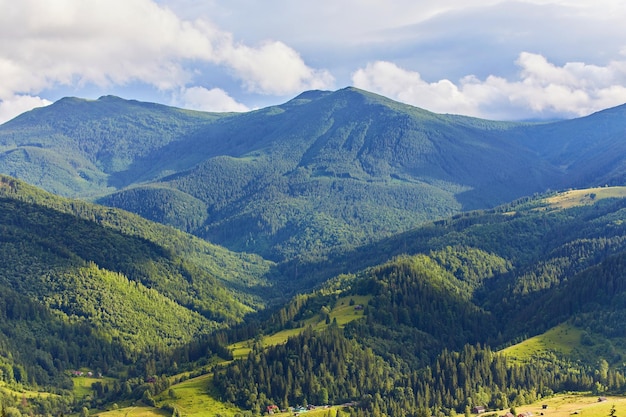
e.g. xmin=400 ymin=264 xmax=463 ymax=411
xmin=2 ymin=0 xmax=626 ymax=124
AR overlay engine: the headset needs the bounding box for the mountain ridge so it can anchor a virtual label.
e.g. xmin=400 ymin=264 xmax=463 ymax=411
xmin=1 ymin=87 xmax=624 ymax=261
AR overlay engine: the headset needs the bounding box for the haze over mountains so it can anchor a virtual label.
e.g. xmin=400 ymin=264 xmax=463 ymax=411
xmin=3 ymin=87 xmax=625 ymax=261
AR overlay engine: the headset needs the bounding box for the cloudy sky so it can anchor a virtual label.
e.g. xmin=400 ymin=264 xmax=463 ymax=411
xmin=2 ymin=0 xmax=626 ymax=123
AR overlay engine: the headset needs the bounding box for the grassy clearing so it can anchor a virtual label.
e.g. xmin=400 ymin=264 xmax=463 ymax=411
xmin=95 ymin=406 xmax=169 ymax=417
xmin=0 ymin=381 xmax=58 ymax=399
xmin=73 ymin=376 xmax=117 ymax=399
xmin=98 ymin=374 xmax=243 ymax=417
xmin=322 ymin=295 xmax=371 ymax=329
xmin=156 ymin=373 xmax=242 ymax=417
xmin=500 ymin=323 xmax=583 ymax=362
xmin=230 ymin=295 xmax=371 ymax=359
xmin=543 ymin=187 xmax=626 ymax=210
xmin=512 ymin=393 xmax=626 ymax=417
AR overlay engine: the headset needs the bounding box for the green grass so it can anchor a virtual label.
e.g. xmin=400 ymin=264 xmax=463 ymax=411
xmin=513 ymin=393 xmax=626 ymax=417
xmin=543 ymin=187 xmax=626 ymax=210
xmin=230 ymin=295 xmax=371 ymax=359
xmin=72 ymin=376 xmax=117 ymax=399
xmin=322 ymin=295 xmax=371 ymax=329
xmin=95 ymin=406 xmax=170 ymax=417
xmin=95 ymin=374 xmax=243 ymax=417
xmin=156 ymin=373 xmax=243 ymax=417
xmin=500 ymin=323 xmax=583 ymax=362
xmin=0 ymin=381 xmax=58 ymax=399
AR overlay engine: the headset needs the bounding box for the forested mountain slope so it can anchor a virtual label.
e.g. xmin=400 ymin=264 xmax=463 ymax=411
xmin=510 ymin=103 xmax=626 ymax=187
xmin=0 ymin=96 xmax=229 ymax=196
xmin=96 ymin=88 xmax=561 ymax=260
xmin=0 ymin=175 xmax=277 ymax=387
xmin=211 ymin=189 xmax=626 ymax=416
xmin=4 ymin=177 xmax=626 ymax=416
xmin=1 ymin=88 xmax=625 ymax=262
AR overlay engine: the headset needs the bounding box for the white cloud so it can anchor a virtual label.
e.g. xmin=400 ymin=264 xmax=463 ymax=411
xmin=352 ymin=53 xmax=626 ymax=120
xmin=178 ymin=87 xmax=249 ymax=113
xmin=217 ymin=40 xmax=334 ymax=95
xmin=3 ymin=0 xmax=626 ymax=121
xmin=0 ymin=0 xmax=332 ymax=117
xmin=0 ymin=95 xmax=52 ymax=124
xmin=0 ymin=0 xmax=213 ymax=94
xmin=352 ymin=61 xmax=477 ymax=116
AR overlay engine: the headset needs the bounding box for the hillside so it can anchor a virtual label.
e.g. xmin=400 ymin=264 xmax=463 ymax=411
xmin=204 ymin=188 xmax=626 ymax=415
xmin=0 ymin=87 xmax=573 ymax=261
xmin=2 ymin=89 xmax=625 ymax=263
xmin=0 ymin=175 xmax=278 ymax=388
xmin=4 ymin=88 xmax=626 ymax=416
xmin=4 ymin=182 xmax=626 ymax=416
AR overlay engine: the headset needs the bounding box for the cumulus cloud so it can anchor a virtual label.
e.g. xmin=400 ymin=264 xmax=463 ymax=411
xmin=0 ymin=0 xmax=213 ymax=94
xmin=3 ymin=0 xmax=626 ymax=123
xmin=217 ymin=40 xmax=334 ymax=95
xmin=352 ymin=61 xmax=477 ymax=116
xmin=178 ymin=86 xmax=249 ymax=113
xmin=0 ymin=0 xmax=332 ymax=122
xmin=0 ymin=95 xmax=52 ymax=123
xmin=352 ymin=53 xmax=626 ymax=120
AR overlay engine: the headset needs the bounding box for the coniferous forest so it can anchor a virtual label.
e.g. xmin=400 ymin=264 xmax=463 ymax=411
xmin=2 ymin=90 xmax=626 ymax=417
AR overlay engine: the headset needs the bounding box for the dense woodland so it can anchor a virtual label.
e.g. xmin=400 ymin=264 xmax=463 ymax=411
xmin=214 ymin=326 xmax=626 ymax=417
xmin=213 ymin=244 xmax=626 ymax=416
xmin=3 ymin=89 xmax=626 ymax=417
xmin=5 ymin=88 xmax=626 ymax=261
xmin=4 ymin=175 xmax=626 ymax=416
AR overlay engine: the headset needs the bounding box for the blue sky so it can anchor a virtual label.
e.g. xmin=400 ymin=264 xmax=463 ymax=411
xmin=2 ymin=0 xmax=626 ymax=123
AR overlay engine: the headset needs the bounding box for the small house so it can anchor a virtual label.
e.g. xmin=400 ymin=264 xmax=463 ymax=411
xmin=473 ymin=406 xmax=486 ymax=414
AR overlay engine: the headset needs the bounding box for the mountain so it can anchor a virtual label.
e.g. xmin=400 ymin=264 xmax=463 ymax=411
xmin=4 ymin=175 xmax=626 ymax=416
xmin=0 ymin=89 xmax=557 ymax=260
xmin=509 ymin=103 xmax=626 ymax=186
xmin=269 ymin=187 xmax=626 ymax=358
xmin=1 ymin=88 xmax=626 ymax=261
xmin=212 ymin=188 xmax=626 ymax=415
xmin=0 ymin=95 xmax=228 ymax=196
xmin=0 ymin=175 xmax=277 ymax=386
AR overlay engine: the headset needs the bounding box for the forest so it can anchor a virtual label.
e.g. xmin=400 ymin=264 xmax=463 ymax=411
xmin=3 ymin=184 xmax=626 ymax=417
xmin=2 ymin=88 xmax=626 ymax=417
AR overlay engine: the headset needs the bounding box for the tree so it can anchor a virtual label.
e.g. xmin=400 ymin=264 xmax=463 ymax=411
xmin=142 ymin=390 xmax=156 ymax=407
xmin=599 ymin=359 xmax=609 ymax=383
xmin=319 ymin=388 xmax=329 ymax=405
xmin=5 ymin=408 xmax=21 ymax=417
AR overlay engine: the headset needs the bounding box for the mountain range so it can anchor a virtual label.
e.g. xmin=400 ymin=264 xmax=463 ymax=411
xmin=3 ymin=88 xmax=626 ymax=261
xmin=2 ymin=88 xmax=626 ymax=416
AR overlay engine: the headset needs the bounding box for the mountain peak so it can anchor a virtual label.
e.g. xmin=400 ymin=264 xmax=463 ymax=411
xmin=97 ymin=95 xmax=127 ymax=102
xmin=290 ymin=90 xmax=332 ymax=102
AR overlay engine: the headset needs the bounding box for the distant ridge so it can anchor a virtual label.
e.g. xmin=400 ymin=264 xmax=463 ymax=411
xmin=1 ymin=87 xmax=625 ymax=260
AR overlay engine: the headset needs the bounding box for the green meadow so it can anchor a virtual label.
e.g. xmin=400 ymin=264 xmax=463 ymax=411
xmin=543 ymin=187 xmax=626 ymax=210
xmin=229 ymin=295 xmax=371 ymax=359
xmin=500 ymin=323 xmax=582 ymax=362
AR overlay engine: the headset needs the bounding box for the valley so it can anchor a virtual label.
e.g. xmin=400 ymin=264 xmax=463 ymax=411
xmin=2 ymin=89 xmax=626 ymax=416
